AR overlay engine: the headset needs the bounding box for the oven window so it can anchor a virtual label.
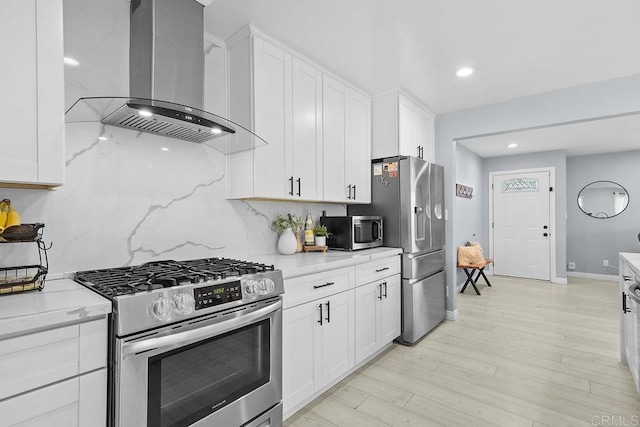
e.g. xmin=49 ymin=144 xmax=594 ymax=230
xmin=147 ymin=319 xmax=271 ymax=427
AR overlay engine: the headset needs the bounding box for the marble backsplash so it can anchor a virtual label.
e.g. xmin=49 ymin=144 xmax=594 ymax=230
xmin=1 ymin=123 xmax=344 ymax=274
xmin=0 ymin=0 xmax=345 ymax=274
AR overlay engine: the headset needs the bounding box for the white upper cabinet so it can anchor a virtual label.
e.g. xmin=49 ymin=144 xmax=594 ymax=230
xmin=289 ymin=58 xmax=322 ymax=200
xmin=0 ymin=0 xmax=65 ymax=188
xmin=226 ymin=26 xmax=370 ymax=203
xmin=322 ymin=75 xmax=371 ymax=203
xmin=372 ymin=91 xmax=435 ymax=163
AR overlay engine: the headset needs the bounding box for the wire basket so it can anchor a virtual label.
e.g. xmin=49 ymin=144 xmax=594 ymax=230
xmin=0 ymin=265 xmax=47 ymax=295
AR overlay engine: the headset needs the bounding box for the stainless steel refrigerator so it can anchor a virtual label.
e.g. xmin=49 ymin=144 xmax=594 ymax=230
xmin=349 ymin=156 xmax=446 ymax=344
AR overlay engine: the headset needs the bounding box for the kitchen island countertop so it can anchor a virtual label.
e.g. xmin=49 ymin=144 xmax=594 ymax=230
xmin=0 ymin=278 xmax=111 ymax=340
xmin=252 ymin=247 xmax=403 ymax=279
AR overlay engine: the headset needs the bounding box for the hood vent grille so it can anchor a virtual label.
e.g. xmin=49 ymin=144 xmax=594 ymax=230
xmin=66 ymin=97 xmax=268 ymax=154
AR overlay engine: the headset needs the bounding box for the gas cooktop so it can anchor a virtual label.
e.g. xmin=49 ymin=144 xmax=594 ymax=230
xmin=74 ymin=258 xmax=276 ymax=298
xmin=75 ymin=257 xmax=284 ymax=336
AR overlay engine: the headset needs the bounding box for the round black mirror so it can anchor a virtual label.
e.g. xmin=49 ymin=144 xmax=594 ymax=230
xmin=577 ymin=180 xmax=629 ymax=219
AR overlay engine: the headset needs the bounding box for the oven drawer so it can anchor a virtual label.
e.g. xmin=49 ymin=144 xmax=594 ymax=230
xmin=283 ymin=267 xmax=355 ymax=309
xmin=355 ymin=256 xmax=401 ymax=287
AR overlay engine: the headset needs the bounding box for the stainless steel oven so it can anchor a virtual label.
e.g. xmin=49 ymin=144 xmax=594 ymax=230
xmin=117 ymin=298 xmax=282 ymax=427
xmin=74 ymin=258 xmax=285 ymax=427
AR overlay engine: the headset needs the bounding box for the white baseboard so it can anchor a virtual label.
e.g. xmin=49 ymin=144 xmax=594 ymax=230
xmin=567 ymin=271 xmax=618 ymax=282
xmin=446 ymin=309 xmax=458 ymax=320
xmin=552 ymin=277 xmax=568 ymax=285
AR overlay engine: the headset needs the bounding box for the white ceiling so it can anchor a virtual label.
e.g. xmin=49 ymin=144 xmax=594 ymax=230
xmin=458 ymin=113 xmax=640 ymax=158
xmin=205 ymin=0 xmax=640 ymax=115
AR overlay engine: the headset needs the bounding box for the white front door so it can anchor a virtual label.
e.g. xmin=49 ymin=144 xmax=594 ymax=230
xmin=492 ymin=171 xmax=551 ymax=280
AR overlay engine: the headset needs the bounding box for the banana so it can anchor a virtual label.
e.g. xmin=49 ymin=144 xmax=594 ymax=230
xmin=0 ymin=200 xmax=8 ymax=233
xmin=5 ymin=202 xmax=20 ymax=229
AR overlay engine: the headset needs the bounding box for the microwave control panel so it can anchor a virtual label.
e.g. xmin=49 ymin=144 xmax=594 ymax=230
xmin=194 ymin=280 xmax=242 ymax=310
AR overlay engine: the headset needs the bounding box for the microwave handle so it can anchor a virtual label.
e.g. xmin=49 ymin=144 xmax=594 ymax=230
xmin=121 ymin=299 xmax=282 ymax=357
xmin=372 ymin=220 xmax=380 ymax=241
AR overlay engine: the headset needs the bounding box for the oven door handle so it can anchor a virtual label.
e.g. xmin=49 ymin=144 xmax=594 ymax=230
xmin=121 ymin=299 xmax=282 ymax=357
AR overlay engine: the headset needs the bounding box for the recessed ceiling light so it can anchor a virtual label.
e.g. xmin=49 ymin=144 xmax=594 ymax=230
xmin=64 ymin=57 xmax=80 ymax=66
xmin=138 ymin=110 xmax=153 ymax=117
xmin=98 ymin=136 xmax=108 ymax=141
xmin=161 ymin=147 xmax=169 ymax=151
xmin=210 ymin=127 xmax=222 ymax=134
xmin=456 ymin=66 xmax=475 ymax=77
xmin=507 ymin=143 xmax=518 ymax=148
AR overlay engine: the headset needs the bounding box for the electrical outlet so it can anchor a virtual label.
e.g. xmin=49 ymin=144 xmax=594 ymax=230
xmin=568 ymin=262 xmax=576 ymax=270
xmin=603 ymin=260 xmax=609 ymax=267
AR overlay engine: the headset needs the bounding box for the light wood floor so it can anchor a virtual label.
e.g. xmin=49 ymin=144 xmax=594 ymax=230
xmin=284 ymin=276 xmax=640 ymax=426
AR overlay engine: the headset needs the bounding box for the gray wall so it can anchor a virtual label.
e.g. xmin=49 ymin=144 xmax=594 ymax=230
xmin=482 ymin=150 xmax=567 ymax=281
xmin=567 ymin=150 xmax=640 ymax=275
xmin=435 ymin=73 xmax=640 ymax=314
xmin=453 ymin=144 xmax=485 ymax=284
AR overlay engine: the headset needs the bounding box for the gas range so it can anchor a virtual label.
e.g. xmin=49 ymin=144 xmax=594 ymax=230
xmin=74 ymin=257 xmax=284 ymax=336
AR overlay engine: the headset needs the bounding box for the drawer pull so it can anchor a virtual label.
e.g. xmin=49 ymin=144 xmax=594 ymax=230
xmin=375 ymin=267 xmax=389 ymax=273
xmin=314 ymin=282 xmax=335 ymax=289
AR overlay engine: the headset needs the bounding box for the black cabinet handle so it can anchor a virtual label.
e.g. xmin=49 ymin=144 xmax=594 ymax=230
xmin=325 ymin=300 xmax=331 ymax=323
xmin=318 ymin=303 xmax=323 ymax=325
xmin=375 ymin=267 xmax=389 ymax=273
xmin=383 ymin=281 xmax=388 ymax=298
xmin=313 ymin=282 xmax=335 ymax=289
xmin=624 ymin=275 xmax=632 ymax=281
xmin=296 ymin=177 xmax=301 ymax=197
xmin=543 ymin=233 xmax=548 ymax=237
xmin=378 ymin=283 xmax=383 ymax=300
xmin=543 ymin=225 xmax=548 ymax=229
xmin=623 ymin=292 xmax=630 ymax=313
xmin=347 ymin=185 xmax=352 ymax=200
xmin=289 ymin=177 xmax=294 ymax=196
xmin=353 ymin=185 xmax=356 ymax=200
xmin=417 ymin=146 xmax=421 ymax=158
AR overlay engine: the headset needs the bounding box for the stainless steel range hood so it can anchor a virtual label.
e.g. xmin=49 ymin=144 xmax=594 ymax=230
xmin=64 ymin=0 xmax=266 ymax=154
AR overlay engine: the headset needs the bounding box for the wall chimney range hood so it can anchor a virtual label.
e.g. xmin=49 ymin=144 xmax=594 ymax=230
xmin=64 ymin=0 xmax=266 ymax=154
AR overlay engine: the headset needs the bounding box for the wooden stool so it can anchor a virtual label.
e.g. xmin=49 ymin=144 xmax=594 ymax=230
xmin=457 ymin=259 xmax=493 ymax=296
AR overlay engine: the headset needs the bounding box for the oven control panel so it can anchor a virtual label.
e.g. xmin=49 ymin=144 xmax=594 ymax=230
xmin=194 ymin=280 xmax=242 ymax=310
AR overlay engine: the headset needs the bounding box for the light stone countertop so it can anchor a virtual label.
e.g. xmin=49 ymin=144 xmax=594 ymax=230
xmin=252 ymin=247 xmax=403 ymax=279
xmin=0 ymin=278 xmax=111 ymax=340
xmin=620 ymin=252 xmax=640 ymax=277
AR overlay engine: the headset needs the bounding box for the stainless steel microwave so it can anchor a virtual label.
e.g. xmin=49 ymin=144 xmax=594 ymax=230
xmin=320 ymin=216 xmax=383 ymax=250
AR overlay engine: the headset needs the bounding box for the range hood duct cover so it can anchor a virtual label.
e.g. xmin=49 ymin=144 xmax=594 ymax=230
xmin=64 ymin=0 xmax=267 ymax=154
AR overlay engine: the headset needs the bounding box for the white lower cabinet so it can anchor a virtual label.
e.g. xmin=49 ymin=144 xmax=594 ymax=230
xmin=619 ymin=253 xmax=640 ymax=394
xmin=355 ymin=274 xmax=401 ymax=364
xmin=282 ymin=289 xmax=355 ymax=414
xmin=282 ymin=254 xmax=401 ymax=418
xmin=0 ymin=368 xmax=106 ymax=427
xmin=0 ymin=318 xmax=108 ymax=425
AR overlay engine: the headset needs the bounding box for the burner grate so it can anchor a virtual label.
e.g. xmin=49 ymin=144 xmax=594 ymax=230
xmin=74 ymin=258 xmax=275 ymax=298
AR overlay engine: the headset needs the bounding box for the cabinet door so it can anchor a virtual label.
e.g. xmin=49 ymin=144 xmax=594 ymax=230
xmin=253 ymin=36 xmax=291 ymax=199
xmin=355 ymin=281 xmax=380 ymax=364
xmin=0 ymin=0 xmax=64 ymax=186
xmin=379 ymin=274 xmax=402 ymax=345
xmin=0 ymin=368 xmax=106 ymax=427
xmin=398 ymin=95 xmax=419 ymax=157
xmin=282 ymin=301 xmax=319 ymax=414
xmin=319 ymin=291 xmax=355 ymax=386
xmin=346 ymin=90 xmax=371 ymax=203
xmin=322 ymin=74 xmax=348 ymax=202
xmin=416 ymin=109 xmax=435 ymax=162
xmin=289 ymin=58 xmax=322 ymax=200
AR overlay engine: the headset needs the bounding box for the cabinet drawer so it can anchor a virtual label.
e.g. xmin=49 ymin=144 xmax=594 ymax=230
xmin=0 ymin=318 xmax=107 ymax=400
xmin=0 ymin=368 xmax=106 ymax=426
xmin=283 ymin=267 xmax=354 ymax=309
xmin=355 ymin=256 xmax=401 ymax=287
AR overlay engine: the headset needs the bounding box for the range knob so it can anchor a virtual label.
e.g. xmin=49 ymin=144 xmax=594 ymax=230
xmin=245 ymin=279 xmax=259 ymax=295
xmin=257 ymin=278 xmax=275 ymax=295
xmin=173 ymin=291 xmax=195 ymax=315
xmin=151 ymin=295 xmax=173 ymax=321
